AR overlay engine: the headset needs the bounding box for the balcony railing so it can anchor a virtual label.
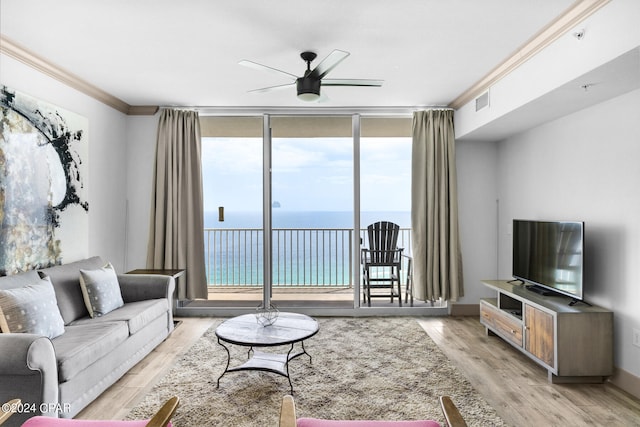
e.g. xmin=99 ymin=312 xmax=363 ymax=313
xmin=204 ymin=227 xmax=412 ymax=288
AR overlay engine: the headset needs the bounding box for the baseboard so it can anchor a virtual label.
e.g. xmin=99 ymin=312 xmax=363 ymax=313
xmin=608 ymin=366 xmax=640 ymax=400
xmin=449 ymin=303 xmax=480 ymax=316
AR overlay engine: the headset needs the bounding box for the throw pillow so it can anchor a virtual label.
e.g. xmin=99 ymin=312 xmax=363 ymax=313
xmin=0 ymin=276 xmax=66 ymax=339
xmin=79 ymin=262 xmax=124 ymax=317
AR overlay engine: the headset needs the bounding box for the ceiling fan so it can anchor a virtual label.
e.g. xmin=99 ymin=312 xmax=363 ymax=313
xmin=239 ymin=49 xmax=383 ymax=102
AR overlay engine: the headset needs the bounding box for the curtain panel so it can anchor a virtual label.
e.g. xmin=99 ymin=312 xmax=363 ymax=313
xmin=411 ymin=109 xmax=464 ymax=302
xmin=147 ymin=109 xmax=208 ymax=300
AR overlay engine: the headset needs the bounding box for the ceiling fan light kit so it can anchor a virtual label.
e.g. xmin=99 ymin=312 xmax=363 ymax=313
xmin=296 ymin=76 xmax=321 ymax=101
xmin=240 ymin=49 xmax=383 ymax=102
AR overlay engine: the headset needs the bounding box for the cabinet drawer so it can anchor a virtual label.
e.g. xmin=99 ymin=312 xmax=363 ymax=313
xmin=481 ymin=300 xmax=523 ymax=347
xmin=480 ymin=300 xmax=497 ymax=328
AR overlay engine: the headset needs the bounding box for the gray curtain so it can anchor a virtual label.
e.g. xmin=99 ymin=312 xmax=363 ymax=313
xmin=146 ymin=109 xmax=207 ymax=300
xmin=411 ymin=109 xmax=464 ymax=302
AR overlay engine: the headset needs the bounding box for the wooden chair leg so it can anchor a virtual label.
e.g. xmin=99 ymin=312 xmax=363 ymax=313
xmin=363 ymin=267 xmax=371 ymax=307
xmin=0 ymin=399 xmax=21 ymax=425
xmin=404 ymin=257 xmax=413 ymax=306
xmin=439 ymin=396 xmax=467 ymax=427
xmin=146 ymin=396 xmax=180 ymax=427
xmin=279 ymin=395 xmax=297 ymax=427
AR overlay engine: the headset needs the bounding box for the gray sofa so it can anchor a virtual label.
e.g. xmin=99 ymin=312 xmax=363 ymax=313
xmin=0 ymin=256 xmax=175 ymax=426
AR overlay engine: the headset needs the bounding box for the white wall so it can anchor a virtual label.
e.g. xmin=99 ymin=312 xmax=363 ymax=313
xmin=1 ymin=54 xmax=129 ymax=271
xmin=496 ymin=88 xmax=640 ymax=378
xmin=455 ymin=140 xmax=499 ymax=304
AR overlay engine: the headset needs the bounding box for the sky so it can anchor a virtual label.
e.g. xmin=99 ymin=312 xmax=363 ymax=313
xmin=201 ymin=136 xmax=411 ymax=213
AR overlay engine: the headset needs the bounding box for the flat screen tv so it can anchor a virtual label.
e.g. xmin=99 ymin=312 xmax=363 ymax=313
xmin=512 ymin=219 xmax=584 ymax=301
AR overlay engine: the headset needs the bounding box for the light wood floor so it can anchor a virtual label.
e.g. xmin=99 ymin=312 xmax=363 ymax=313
xmin=76 ymin=317 xmax=216 ymax=421
xmin=79 ymin=316 xmax=640 ymax=426
xmin=418 ymin=317 xmax=640 ymax=426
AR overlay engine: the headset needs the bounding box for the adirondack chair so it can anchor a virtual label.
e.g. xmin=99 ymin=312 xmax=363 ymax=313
xmin=361 ymin=221 xmax=403 ymax=307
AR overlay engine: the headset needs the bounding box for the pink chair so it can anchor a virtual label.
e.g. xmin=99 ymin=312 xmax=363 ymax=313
xmin=16 ymin=396 xmax=179 ymax=427
xmin=279 ymin=395 xmax=467 ymax=427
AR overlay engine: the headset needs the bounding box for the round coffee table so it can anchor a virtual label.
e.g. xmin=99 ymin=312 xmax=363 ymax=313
xmin=215 ymin=312 xmax=319 ymax=393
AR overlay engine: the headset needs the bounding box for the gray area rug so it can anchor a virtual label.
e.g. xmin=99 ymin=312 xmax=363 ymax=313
xmin=127 ymin=318 xmax=506 ymax=426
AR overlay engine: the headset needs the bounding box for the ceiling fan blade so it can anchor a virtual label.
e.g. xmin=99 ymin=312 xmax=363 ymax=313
xmin=311 ymin=50 xmax=350 ymax=79
xmin=321 ymin=78 xmax=384 ymax=87
xmin=247 ymin=82 xmax=295 ymax=93
xmin=239 ymin=60 xmax=299 ymax=80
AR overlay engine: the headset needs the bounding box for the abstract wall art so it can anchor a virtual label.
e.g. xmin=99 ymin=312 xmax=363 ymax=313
xmin=0 ymin=85 xmax=89 ymax=275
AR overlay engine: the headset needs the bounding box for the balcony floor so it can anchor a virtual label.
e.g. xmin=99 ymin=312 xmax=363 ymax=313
xmin=179 ymin=286 xmax=443 ymax=309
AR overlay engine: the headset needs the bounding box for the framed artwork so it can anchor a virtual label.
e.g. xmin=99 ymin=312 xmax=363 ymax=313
xmin=0 ymin=85 xmax=89 ymax=275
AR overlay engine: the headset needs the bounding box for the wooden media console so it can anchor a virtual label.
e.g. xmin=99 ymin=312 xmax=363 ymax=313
xmin=480 ymin=280 xmax=613 ymax=383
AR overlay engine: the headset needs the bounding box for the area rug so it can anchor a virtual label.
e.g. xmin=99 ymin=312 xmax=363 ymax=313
xmin=127 ymin=318 xmax=506 ymax=426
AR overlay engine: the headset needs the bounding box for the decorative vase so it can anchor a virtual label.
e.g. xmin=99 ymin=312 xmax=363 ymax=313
xmin=255 ymin=303 xmax=279 ymax=327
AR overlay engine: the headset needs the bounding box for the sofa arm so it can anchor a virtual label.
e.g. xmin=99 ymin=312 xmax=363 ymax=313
xmin=117 ymin=274 xmax=175 ymax=303
xmin=0 ymin=334 xmax=59 ymax=423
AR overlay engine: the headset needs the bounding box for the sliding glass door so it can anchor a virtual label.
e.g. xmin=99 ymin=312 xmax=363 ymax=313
xmin=359 ymin=117 xmax=413 ymax=306
xmin=269 ymin=116 xmax=355 ymax=308
xmin=201 ymin=117 xmax=264 ymax=305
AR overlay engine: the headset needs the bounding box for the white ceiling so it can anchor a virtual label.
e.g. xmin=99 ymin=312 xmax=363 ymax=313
xmin=1 ymin=0 xmax=577 ymax=108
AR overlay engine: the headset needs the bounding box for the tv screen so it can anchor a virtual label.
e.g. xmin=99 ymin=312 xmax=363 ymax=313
xmin=512 ymin=219 xmax=584 ymax=300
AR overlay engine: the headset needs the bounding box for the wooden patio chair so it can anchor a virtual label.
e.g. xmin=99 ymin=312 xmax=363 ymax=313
xmin=361 ymin=221 xmax=403 ymax=306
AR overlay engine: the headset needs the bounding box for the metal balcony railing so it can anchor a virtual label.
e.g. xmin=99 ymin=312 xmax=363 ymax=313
xmin=204 ymin=227 xmax=412 ymax=288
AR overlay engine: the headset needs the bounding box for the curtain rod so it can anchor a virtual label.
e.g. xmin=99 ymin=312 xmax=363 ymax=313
xmin=158 ymin=106 xmax=453 ymax=116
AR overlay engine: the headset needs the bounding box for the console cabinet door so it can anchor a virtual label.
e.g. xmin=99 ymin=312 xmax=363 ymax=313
xmin=524 ymin=304 xmax=554 ymax=367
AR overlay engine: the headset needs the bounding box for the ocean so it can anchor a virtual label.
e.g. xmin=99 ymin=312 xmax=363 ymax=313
xmin=205 ymin=210 xmax=411 ymax=229
xmin=203 ymin=211 xmax=411 ymax=287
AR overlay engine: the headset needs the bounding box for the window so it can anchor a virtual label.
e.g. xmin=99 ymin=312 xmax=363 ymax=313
xmin=198 ymin=115 xmax=413 ymax=309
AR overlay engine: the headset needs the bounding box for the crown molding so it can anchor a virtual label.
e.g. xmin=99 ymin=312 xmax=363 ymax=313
xmin=0 ymin=34 xmax=132 ymax=114
xmin=448 ymin=0 xmax=612 ymax=110
xmin=128 ymin=105 xmax=160 ymax=115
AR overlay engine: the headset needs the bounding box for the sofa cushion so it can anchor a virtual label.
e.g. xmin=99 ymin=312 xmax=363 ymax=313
xmin=69 ymin=299 xmax=168 ymax=335
xmin=79 ymin=262 xmax=124 ymax=317
xmin=52 ymin=321 xmax=128 ymax=382
xmin=39 ymin=256 xmax=105 ymax=324
xmin=0 ymin=276 xmax=65 ymax=339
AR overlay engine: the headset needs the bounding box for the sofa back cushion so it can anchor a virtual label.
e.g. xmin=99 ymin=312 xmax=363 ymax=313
xmin=39 ymin=256 xmax=105 ymax=324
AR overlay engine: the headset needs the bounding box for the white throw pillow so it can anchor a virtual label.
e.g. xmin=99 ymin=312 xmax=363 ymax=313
xmin=0 ymin=276 xmax=66 ymax=338
xmin=79 ymin=262 xmax=124 ymax=317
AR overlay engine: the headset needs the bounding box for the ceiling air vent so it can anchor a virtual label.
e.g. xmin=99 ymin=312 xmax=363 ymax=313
xmin=475 ymin=90 xmax=490 ymax=112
